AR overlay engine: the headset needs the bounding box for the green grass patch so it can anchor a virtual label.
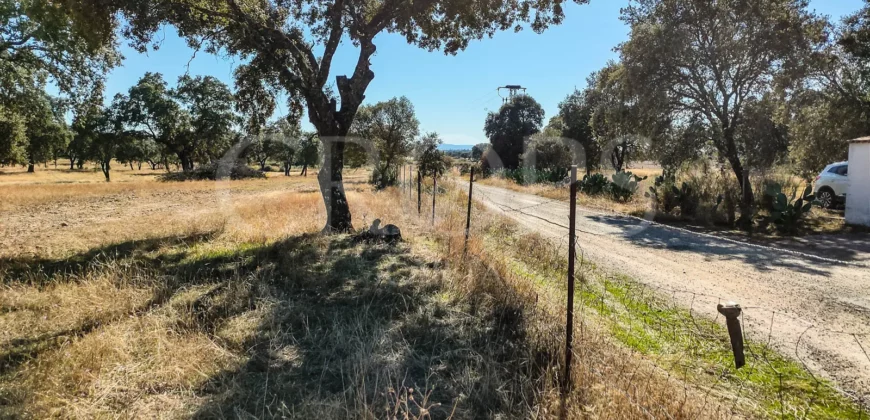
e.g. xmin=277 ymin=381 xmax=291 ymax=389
xmin=479 ymin=223 xmax=863 ymax=419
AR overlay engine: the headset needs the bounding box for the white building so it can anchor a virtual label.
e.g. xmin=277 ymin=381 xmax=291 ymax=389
xmin=846 ymin=137 xmax=870 ymax=227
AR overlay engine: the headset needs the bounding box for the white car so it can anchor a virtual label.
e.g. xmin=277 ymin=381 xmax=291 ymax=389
xmin=813 ymin=162 xmax=848 ymax=209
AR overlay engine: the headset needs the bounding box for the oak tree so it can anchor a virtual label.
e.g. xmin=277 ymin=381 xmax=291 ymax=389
xmin=102 ymin=0 xmax=588 ymax=232
xmin=619 ymin=0 xmax=826 ymax=222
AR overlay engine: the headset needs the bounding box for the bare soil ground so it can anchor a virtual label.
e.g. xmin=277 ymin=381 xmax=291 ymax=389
xmin=470 ymin=182 xmax=870 ymax=398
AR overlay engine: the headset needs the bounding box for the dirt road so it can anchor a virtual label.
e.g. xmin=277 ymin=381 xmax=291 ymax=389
xmin=470 ymin=182 xmax=870 ymax=397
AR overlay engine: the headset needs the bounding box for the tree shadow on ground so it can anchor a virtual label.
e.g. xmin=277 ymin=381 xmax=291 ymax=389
xmin=0 ymin=233 xmax=217 ymax=285
xmin=1 ymin=233 xmax=556 ymax=419
xmin=189 ymin=235 xmax=557 ymax=419
xmin=586 ymin=214 xmax=846 ymax=277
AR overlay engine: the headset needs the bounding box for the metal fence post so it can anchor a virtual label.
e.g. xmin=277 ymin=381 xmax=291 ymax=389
xmin=718 ymin=303 xmax=746 ymax=369
xmin=417 ymin=169 xmax=422 ymax=215
xmin=432 ymin=170 xmax=437 ymax=225
xmin=564 ymin=165 xmax=578 ymax=390
xmin=464 ymin=167 xmax=475 ymax=254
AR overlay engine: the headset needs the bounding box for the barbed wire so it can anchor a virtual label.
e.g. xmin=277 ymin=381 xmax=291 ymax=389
xmin=399 ymin=171 xmax=870 ymax=418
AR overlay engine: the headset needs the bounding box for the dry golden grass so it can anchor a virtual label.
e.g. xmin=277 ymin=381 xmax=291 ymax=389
xmin=0 ymin=170 xmax=750 ymax=419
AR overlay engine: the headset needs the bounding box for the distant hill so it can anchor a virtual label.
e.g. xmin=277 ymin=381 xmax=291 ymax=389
xmin=438 ymin=144 xmax=473 ymax=151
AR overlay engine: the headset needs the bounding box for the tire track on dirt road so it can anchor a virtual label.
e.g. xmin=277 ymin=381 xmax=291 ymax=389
xmin=469 ymin=182 xmax=870 ymax=398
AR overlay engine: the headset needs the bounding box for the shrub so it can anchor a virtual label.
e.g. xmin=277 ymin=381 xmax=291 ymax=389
xmin=646 ymin=175 xmax=679 ymax=213
xmin=492 ymin=167 xmax=567 ymax=185
xmin=577 ymin=173 xmax=610 ymax=195
xmin=681 ymin=165 xmax=740 ymax=226
xmin=158 ymin=162 xmax=267 ymax=182
xmin=608 ymin=171 xmax=647 ymax=202
xmin=764 ymin=183 xmax=815 ymax=233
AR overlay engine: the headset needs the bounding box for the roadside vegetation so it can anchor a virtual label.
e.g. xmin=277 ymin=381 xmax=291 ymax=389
xmin=4 ymin=171 xmax=858 ymax=418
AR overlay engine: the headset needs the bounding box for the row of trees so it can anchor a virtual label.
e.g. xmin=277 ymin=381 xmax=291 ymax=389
xmin=479 ymin=0 xmax=870 ymax=226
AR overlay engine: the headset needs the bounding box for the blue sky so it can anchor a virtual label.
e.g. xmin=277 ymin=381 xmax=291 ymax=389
xmin=104 ymin=0 xmax=865 ymax=146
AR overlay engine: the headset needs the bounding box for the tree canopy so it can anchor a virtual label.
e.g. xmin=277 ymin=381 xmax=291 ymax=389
xmin=619 ymin=0 xmax=827 ymax=220
xmin=352 ymin=96 xmax=419 ymax=189
xmin=92 ymin=0 xmax=590 ymax=231
xmin=484 ymin=94 xmax=545 ymax=170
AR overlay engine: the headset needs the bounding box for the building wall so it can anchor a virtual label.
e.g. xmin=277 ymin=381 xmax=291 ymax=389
xmin=846 ymin=142 xmax=870 ymax=227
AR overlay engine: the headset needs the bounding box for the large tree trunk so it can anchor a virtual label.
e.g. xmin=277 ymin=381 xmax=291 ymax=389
xmin=318 ymin=136 xmax=352 ymax=233
xmin=179 ymin=153 xmax=194 ymax=173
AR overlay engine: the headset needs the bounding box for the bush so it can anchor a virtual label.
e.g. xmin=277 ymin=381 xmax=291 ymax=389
xmin=646 ymin=174 xmax=699 ymax=216
xmin=608 ymin=171 xmax=647 ymax=202
xmin=577 ymin=173 xmax=610 ymax=195
xmin=764 ymin=183 xmax=815 ymax=233
xmin=158 ymin=162 xmax=267 ymax=182
xmin=492 ymin=167 xmax=567 ymax=185
xmin=680 ymin=165 xmax=739 ymax=226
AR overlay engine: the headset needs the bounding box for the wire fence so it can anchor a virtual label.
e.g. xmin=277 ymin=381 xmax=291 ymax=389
xmin=395 ymin=163 xmax=870 ymax=419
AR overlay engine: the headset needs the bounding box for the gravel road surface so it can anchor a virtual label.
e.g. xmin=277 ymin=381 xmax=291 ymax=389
xmin=470 ymin=182 xmax=870 ymax=397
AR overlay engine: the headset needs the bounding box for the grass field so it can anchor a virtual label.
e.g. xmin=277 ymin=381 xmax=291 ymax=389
xmin=0 ymin=165 xmax=861 ymax=418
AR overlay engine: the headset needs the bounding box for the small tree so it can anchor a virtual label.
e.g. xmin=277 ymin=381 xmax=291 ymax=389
xmin=24 ymin=95 xmax=71 ymax=172
xmin=88 ymin=96 xmax=130 ymax=182
xmin=267 ymin=119 xmax=303 ymax=176
xmin=0 ymin=108 xmax=27 ymax=166
xmin=619 ymin=0 xmax=827 ymax=224
xmin=557 ymin=90 xmax=599 ymax=175
xmin=353 ymin=97 xmax=420 ymax=189
xmin=523 ymin=134 xmax=572 ymax=174
xmin=471 ymin=143 xmax=489 ymax=161
xmin=125 ymin=73 xmax=237 ymax=172
xmin=297 ymin=133 xmax=320 ymax=177
xmin=416 ymin=132 xmax=448 ymax=176
xmin=484 ymin=95 xmax=544 ymax=170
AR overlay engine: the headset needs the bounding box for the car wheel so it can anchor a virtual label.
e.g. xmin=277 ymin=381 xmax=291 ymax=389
xmin=817 ymin=189 xmax=834 ymax=209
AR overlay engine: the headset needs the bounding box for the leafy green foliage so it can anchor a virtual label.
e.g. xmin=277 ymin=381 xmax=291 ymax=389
xmin=556 ymin=90 xmax=599 ymax=173
xmin=608 ymin=171 xmax=647 ymax=202
xmin=416 ymin=132 xmax=448 ymax=177
xmin=0 ymin=107 xmax=27 ymax=165
xmin=0 ymin=0 xmax=119 ymax=98
xmin=493 ymin=167 xmax=567 ymax=185
xmin=352 ymin=97 xmax=419 ymax=189
xmin=124 ymin=72 xmax=237 ymax=172
xmin=158 ymin=162 xmax=265 ymax=182
xmin=23 ymin=92 xmax=71 ymax=171
xmin=522 ymin=134 xmax=572 ymax=175
xmin=577 ymin=173 xmax=610 ymax=195
xmin=619 ymin=0 xmax=827 ymax=214
xmin=645 ymin=174 xmax=698 ymax=216
xmin=764 ymin=183 xmax=816 ymax=233
xmin=484 ymin=95 xmax=544 ymax=170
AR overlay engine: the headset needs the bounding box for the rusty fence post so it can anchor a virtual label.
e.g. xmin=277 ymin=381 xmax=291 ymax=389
xmin=464 ymin=167 xmax=475 ymax=254
xmin=564 ymin=165 xmax=578 ymax=390
xmin=432 ymin=170 xmax=437 ymax=226
xmin=718 ymin=302 xmax=746 ymax=369
xmin=417 ymin=169 xmax=422 ymax=215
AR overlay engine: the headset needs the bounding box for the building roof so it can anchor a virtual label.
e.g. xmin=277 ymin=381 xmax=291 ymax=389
xmin=851 ymin=136 xmax=870 ymax=144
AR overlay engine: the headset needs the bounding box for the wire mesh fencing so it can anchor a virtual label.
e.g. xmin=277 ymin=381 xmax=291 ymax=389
xmin=392 ymin=166 xmax=869 ymax=419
